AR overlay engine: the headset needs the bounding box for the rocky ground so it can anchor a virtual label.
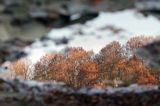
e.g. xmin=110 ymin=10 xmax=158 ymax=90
xmin=0 ymin=78 xmax=160 ymax=106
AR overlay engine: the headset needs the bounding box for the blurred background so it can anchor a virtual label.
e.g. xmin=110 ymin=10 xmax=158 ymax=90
xmin=0 ymin=0 xmax=136 ymax=41
xmin=0 ymin=0 xmax=160 ymax=66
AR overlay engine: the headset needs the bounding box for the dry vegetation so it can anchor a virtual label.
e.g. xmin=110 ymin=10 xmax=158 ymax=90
xmin=9 ymin=36 xmax=159 ymax=88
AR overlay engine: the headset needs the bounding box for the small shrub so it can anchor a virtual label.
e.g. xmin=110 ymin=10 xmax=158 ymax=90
xmin=33 ymin=48 xmax=97 ymax=88
xmin=95 ymin=39 xmax=157 ymax=87
xmin=96 ymin=41 xmax=125 ymax=84
xmin=10 ymin=36 xmax=159 ymax=88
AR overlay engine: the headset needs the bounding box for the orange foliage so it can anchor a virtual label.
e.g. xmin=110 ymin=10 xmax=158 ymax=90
xmin=33 ymin=53 xmax=65 ymax=81
xmin=96 ymin=41 xmax=124 ymax=82
xmin=96 ymin=40 xmax=157 ymax=87
xmin=124 ymin=56 xmax=157 ymax=85
xmin=65 ymin=47 xmax=93 ymax=61
xmin=137 ymin=75 xmax=157 ymax=85
xmin=77 ymin=59 xmax=99 ymax=87
xmin=11 ymin=37 xmax=158 ymax=88
xmin=10 ymin=58 xmax=27 ymax=78
xmin=33 ymin=48 xmax=98 ymax=88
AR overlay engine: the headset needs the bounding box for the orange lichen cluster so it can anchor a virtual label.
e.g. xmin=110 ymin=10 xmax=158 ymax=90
xmin=10 ymin=36 xmax=159 ymax=88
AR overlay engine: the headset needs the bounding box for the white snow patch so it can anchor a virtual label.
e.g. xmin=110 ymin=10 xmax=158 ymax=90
xmin=24 ymin=9 xmax=160 ymax=63
xmin=26 ymin=49 xmax=45 ymax=64
xmin=87 ymin=10 xmax=160 ymax=36
xmin=48 ymin=28 xmax=73 ymax=39
xmin=77 ymin=84 xmax=159 ymax=95
xmin=106 ymin=84 xmax=159 ymax=94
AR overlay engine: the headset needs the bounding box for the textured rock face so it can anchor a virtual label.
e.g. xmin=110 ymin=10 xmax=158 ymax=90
xmin=137 ymin=40 xmax=160 ymax=68
xmin=136 ymin=40 xmax=160 ymax=82
xmin=0 ymin=38 xmax=32 ymax=64
xmin=0 ymin=78 xmax=160 ymax=106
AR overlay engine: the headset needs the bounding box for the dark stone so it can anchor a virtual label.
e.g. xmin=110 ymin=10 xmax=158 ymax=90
xmin=137 ymin=41 xmax=160 ymax=67
xmin=55 ymin=37 xmax=69 ymax=45
xmin=40 ymin=36 xmax=50 ymax=41
xmin=0 ymin=38 xmax=33 ymax=64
